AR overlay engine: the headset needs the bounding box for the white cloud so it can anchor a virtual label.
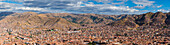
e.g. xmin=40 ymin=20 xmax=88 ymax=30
xmin=157 ymin=5 xmax=162 ymax=8
xmin=157 ymin=9 xmax=170 ymax=12
xmin=0 ymin=0 xmax=159 ymax=15
xmin=134 ymin=6 xmax=145 ymax=9
xmin=100 ymin=6 xmax=139 ymax=12
xmin=64 ymin=0 xmax=139 ymax=14
xmin=132 ymin=0 xmax=155 ymax=9
xmin=14 ymin=7 xmax=43 ymax=11
xmin=0 ymin=2 xmax=52 ymax=13
xmin=0 ymin=2 xmax=21 ymax=12
xmin=0 ymin=9 xmax=12 ymax=12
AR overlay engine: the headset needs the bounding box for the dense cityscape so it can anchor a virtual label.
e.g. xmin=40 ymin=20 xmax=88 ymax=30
xmin=0 ymin=12 xmax=169 ymax=45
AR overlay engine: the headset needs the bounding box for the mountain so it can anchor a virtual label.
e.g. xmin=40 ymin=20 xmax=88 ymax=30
xmin=108 ymin=12 xmax=170 ymax=28
xmin=165 ymin=12 xmax=170 ymax=25
xmin=0 ymin=12 xmax=169 ymax=30
xmin=0 ymin=12 xmax=127 ymax=30
xmin=135 ymin=12 xmax=167 ymax=26
xmin=0 ymin=12 xmax=80 ymax=30
xmin=107 ymin=15 xmax=139 ymax=28
xmin=27 ymin=13 xmax=126 ymax=26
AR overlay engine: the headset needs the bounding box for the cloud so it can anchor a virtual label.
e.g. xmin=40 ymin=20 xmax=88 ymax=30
xmin=157 ymin=9 xmax=170 ymax=12
xmin=23 ymin=1 xmax=72 ymax=9
xmin=63 ymin=1 xmax=140 ymax=14
xmin=0 ymin=0 xmax=158 ymax=15
xmin=0 ymin=2 xmax=20 ymax=11
xmin=66 ymin=4 xmax=140 ymax=15
xmin=132 ymin=0 xmax=155 ymax=9
xmin=157 ymin=5 xmax=162 ymax=8
xmin=134 ymin=6 xmax=145 ymax=9
xmin=14 ymin=7 xmax=44 ymax=11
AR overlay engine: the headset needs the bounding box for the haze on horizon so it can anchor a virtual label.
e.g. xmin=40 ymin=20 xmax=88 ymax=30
xmin=0 ymin=0 xmax=169 ymax=15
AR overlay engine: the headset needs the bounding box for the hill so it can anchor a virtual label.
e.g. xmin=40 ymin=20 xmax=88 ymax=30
xmin=108 ymin=12 xmax=170 ymax=28
xmin=0 ymin=12 xmax=80 ymax=30
xmin=0 ymin=12 xmax=169 ymax=30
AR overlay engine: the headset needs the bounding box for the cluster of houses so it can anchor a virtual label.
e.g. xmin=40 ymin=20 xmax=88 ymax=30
xmin=0 ymin=25 xmax=169 ymax=45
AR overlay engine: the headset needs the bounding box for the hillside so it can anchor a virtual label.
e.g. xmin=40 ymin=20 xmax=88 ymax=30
xmin=37 ymin=13 xmax=126 ymax=25
xmin=0 ymin=12 xmax=169 ymax=45
xmin=108 ymin=12 xmax=170 ymax=28
xmin=0 ymin=12 xmax=169 ymax=30
xmin=0 ymin=12 xmax=80 ymax=30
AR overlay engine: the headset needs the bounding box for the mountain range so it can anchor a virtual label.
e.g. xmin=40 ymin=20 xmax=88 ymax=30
xmin=0 ymin=12 xmax=169 ymax=30
xmin=108 ymin=12 xmax=169 ymax=28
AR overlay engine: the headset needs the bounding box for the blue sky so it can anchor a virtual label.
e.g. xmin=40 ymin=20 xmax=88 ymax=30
xmin=0 ymin=0 xmax=169 ymax=15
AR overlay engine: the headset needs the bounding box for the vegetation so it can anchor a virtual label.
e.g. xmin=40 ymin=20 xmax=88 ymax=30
xmin=15 ymin=37 xmax=18 ymax=39
xmin=46 ymin=29 xmax=55 ymax=31
xmin=88 ymin=42 xmax=96 ymax=45
xmin=29 ymin=35 xmax=33 ymax=38
xmin=162 ymin=26 xmax=168 ymax=28
xmin=8 ymin=32 xmax=11 ymax=35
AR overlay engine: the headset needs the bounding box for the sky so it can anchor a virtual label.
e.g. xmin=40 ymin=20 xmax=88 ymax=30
xmin=0 ymin=0 xmax=169 ymax=15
